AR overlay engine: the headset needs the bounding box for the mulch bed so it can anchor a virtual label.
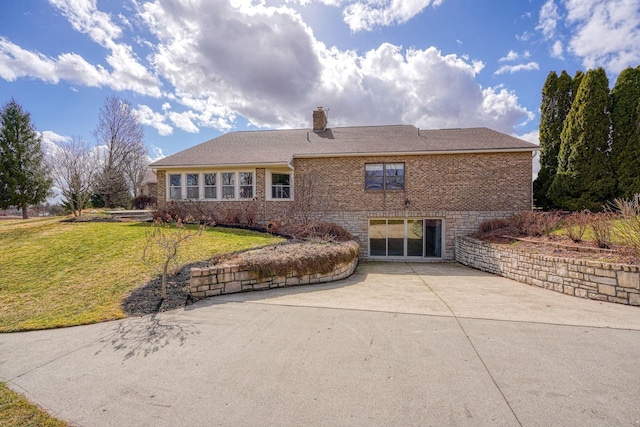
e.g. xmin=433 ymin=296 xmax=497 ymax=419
xmin=121 ymin=261 xmax=209 ymax=316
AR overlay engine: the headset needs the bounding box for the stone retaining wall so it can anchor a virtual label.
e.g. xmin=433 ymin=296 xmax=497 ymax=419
xmin=455 ymin=236 xmax=640 ymax=306
xmin=189 ymin=259 xmax=358 ymax=300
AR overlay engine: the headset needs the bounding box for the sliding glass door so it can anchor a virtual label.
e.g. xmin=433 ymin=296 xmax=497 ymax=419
xmin=368 ymin=218 xmax=442 ymax=258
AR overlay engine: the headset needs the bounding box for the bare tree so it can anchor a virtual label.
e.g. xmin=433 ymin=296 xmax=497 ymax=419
xmin=48 ymin=136 xmax=96 ymax=217
xmin=142 ymin=218 xmax=203 ymax=300
xmin=93 ymin=96 xmax=147 ymax=208
xmin=289 ymin=172 xmax=332 ymax=225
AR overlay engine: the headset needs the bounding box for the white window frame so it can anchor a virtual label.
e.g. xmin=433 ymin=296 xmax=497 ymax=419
xmin=168 ymin=171 xmax=255 ymax=201
xmin=203 ymin=173 xmax=217 ymax=200
xmin=266 ymin=170 xmax=294 ymax=201
xmin=238 ymin=171 xmax=255 ymax=199
xmin=168 ymin=174 xmax=182 ymax=200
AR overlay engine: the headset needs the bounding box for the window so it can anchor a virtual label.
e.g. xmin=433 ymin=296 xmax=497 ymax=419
xmin=365 ymin=163 xmax=404 ymax=190
xmin=222 ymin=173 xmax=235 ymax=199
xmin=239 ymin=172 xmax=254 ymax=199
xmin=204 ymin=173 xmax=216 ymax=199
xmin=368 ymin=218 xmax=442 ymax=258
xmin=169 ymin=174 xmax=182 ymax=200
xmin=186 ymin=174 xmax=199 ymax=199
xmin=271 ymin=173 xmax=291 ymax=199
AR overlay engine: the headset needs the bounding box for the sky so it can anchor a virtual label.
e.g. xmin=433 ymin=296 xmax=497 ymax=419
xmin=1 ymin=0 xmax=639 ymax=169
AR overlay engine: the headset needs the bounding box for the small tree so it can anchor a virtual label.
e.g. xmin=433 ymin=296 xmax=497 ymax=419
xmin=288 ymin=172 xmax=332 ymax=225
xmin=142 ymin=218 xmax=203 ymax=300
xmin=48 ymin=136 xmax=96 ymax=217
xmin=0 ymin=99 xmax=53 ymax=218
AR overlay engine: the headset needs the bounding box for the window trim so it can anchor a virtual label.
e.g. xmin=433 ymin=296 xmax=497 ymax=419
xmin=166 ymin=170 xmax=256 ymax=201
xmin=266 ymin=170 xmax=294 ymax=201
xmin=365 ymin=162 xmax=405 ymax=191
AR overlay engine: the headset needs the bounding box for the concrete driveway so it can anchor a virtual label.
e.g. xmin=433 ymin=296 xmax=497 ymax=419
xmin=1 ymin=262 xmax=640 ymax=426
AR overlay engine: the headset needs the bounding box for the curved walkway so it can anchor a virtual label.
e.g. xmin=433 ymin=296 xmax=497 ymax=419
xmin=1 ymin=262 xmax=640 ymax=426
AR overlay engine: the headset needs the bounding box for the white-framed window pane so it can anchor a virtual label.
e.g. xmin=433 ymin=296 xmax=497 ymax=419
xmin=365 ymin=164 xmax=384 ymax=190
xmin=204 ymin=173 xmax=216 ymax=199
xmin=169 ymin=174 xmax=182 ymax=200
xmin=186 ymin=173 xmax=199 ymax=199
xmin=240 ymin=172 xmax=254 ymax=199
xmin=222 ymin=173 xmax=235 ymax=199
xmin=385 ymin=163 xmax=405 ymax=189
xmin=271 ymin=173 xmax=291 ymax=199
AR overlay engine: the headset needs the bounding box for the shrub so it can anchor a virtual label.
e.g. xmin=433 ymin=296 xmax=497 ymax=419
xmin=211 ymin=240 xmax=359 ymax=281
xmin=155 ymin=200 xmax=217 ymax=225
xmin=589 ymin=212 xmax=613 ymax=249
xmin=562 ymin=210 xmax=591 ymax=242
xmin=611 ymin=195 xmax=640 ymax=257
xmin=132 ymin=195 xmax=156 ymax=209
xmin=280 ymin=221 xmax=353 ymax=242
xmin=475 ymin=212 xmax=562 ymax=238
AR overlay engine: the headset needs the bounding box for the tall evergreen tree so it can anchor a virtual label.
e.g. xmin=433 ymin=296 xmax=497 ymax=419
xmin=0 ymin=99 xmax=52 ymax=219
xmin=549 ymin=68 xmax=615 ymax=211
xmin=610 ymin=66 xmax=640 ymax=199
xmin=534 ymin=70 xmax=573 ymax=209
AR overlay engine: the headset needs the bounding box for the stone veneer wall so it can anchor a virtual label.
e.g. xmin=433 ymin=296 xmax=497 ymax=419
xmin=189 ymin=259 xmax=358 ymax=300
xmin=455 ymin=236 xmax=640 ymax=306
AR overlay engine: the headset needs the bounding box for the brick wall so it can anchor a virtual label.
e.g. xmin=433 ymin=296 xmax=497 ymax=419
xmin=456 ymin=236 xmax=640 ymax=306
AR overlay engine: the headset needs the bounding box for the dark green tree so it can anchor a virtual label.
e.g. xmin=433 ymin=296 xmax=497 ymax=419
xmin=0 ymin=99 xmax=52 ymax=218
xmin=533 ymin=70 xmax=573 ymax=209
xmin=610 ymin=66 xmax=640 ymax=199
xmin=549 ymin=68 xmax=615 ymax=211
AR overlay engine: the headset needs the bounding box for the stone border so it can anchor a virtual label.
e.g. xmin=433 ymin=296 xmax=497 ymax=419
xmin=189 ymin=258 xmax=358 ymax=300
xmin=455 ymin=236 xmax=640 ymax=306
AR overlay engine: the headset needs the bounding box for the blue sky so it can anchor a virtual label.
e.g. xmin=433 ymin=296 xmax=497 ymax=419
xmin=1 ymin=0 xmax=639 ymax=166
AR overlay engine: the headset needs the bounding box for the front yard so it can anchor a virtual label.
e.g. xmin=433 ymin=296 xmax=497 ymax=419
xmin=0 ymin=218 xmax=282 ymax=332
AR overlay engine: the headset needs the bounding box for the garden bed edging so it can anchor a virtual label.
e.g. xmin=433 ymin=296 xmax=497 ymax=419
xmin=455 ymin=236 xmax=640 ymax=306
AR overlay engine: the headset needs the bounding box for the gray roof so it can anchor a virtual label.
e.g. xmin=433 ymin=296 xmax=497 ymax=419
xmin=150 ymin=125 xmax=538 ymax=168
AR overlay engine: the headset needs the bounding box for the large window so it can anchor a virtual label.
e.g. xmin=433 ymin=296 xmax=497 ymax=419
xmin=271 ymin=173 xmax=291 ymax=199
xmin=186 ymin=174 xmax=199 ymax=199
xmin=204 ymin=173 xmax=216 ymax=199
xmin=365 ymin=163 xmax=405 ymax=190
xmin=239 ymin=172 xmax=254 ymax=199
xmin=169 ymin=174 xmax=182 ymax=200
xmin=369 ymin=218 xmax=442 ymax=258
xmin=167 ymin=171 xmax=255 ymax=201
xmin=221 ymin=173 xmax=235 ymax=199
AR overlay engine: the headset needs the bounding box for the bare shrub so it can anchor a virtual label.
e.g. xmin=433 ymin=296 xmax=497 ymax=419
xmin=562 ymin=210 xmax=591 ymax=242
xmin=211 ymin=240 xmax=359 ymax=281
xmin=281 ymin=221 xmax=353 ymax=242
xmin=477 ymin=218 xmax=510 ymax=234
xmin=611 ymin=194 xmax=640 ymax=257
xmin=589 ymin=212 xmax=613 ymax=249
xmin=286 ymin=172 xmax=332 ymax=225
xmin=155 ymin=200 xmax=217 ymax=225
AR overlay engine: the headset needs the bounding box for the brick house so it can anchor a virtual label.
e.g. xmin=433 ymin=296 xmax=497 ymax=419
xmin=150 ymin=107 xmax=538 ymax=260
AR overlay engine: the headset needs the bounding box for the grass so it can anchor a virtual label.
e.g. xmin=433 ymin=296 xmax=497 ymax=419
xmin=0 ymin=218 xmax=283 ymax=332
xmin=0 ymin=382 xmax=68 ymax=427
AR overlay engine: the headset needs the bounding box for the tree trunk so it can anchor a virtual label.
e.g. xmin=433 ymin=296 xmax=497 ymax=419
xmin=21 ymin=202 xmax=28 ymax=219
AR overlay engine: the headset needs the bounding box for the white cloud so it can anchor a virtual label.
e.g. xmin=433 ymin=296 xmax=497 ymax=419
xmin=135 ymin=104 xmax=173 ymax=136
xmin=537 ymin=0 xmax=560 ymax=39
xmin=168 ymin=111 xmax=199 ymax=133
xmin=499 ymin=50 xmax=520 ymax=62
xmin=494 ymin=62 xmax=540 ymax=75
xmin=342 ymin=0 xmax=445 ymax=32
xmin=551 ymin=40 xmax=564 ymax=58
xmin=564 ymin=0 xmax=640 ymax=73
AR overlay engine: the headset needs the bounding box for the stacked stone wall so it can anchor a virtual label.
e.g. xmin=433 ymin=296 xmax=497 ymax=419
xmin=455 ymin=236 xmax=640 ymax=306
xmin=190 ymin=259 xmax=358 ymax=300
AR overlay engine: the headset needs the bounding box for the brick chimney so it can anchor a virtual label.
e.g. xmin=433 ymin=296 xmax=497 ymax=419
xmin=313 ymin=106 xmax=327 ymax=132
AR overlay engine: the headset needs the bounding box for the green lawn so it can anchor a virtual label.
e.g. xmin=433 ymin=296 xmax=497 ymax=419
xmin=0 ymin=218 xmax=282 ymax=332
xmin=0 ymin=382 xmax=68 ymax=427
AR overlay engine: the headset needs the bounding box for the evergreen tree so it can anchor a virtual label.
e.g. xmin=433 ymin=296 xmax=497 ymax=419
xmin=533 ymin=70 xmax=573 ymax=209
xmin=549 ymin=68 xmax=615 ymax=211
xmin=0 ymin=98 xmax=52 ymax=218
xmin=610 ymin=66 xmax=640 ymax=198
